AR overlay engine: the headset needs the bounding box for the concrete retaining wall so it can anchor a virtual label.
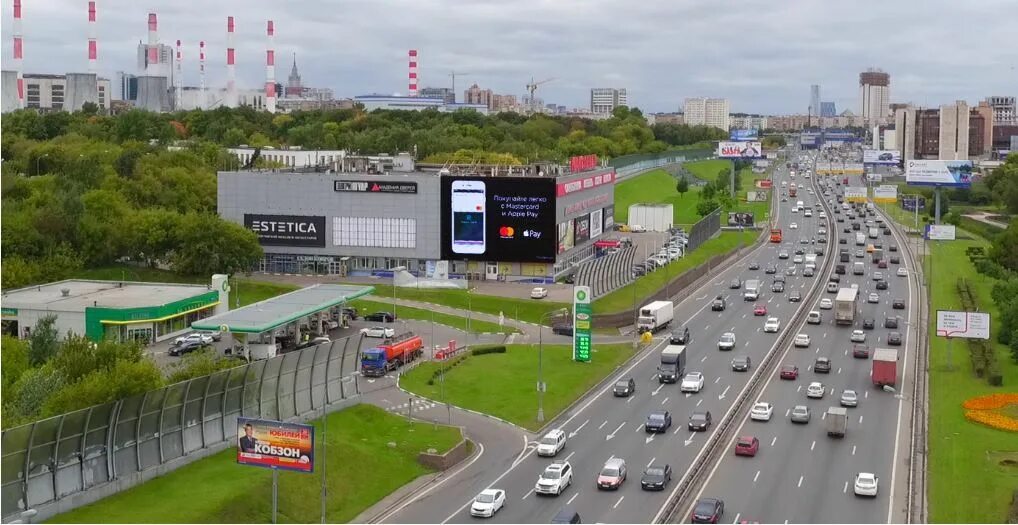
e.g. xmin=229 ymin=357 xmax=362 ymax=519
xmin=417 ymin=439 xmax=472 ymax=471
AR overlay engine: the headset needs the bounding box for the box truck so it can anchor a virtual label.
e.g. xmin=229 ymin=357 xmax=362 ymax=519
xmin=744 ymin=280 xmax=762 ymax=301
xmin=834 ymin=288 xmax=858 ymax=325
xmin=658 ymin=345 xmax=686 ymax=383
xmin=826 ymin=407 xmax=848 ymax=437
xmin=637 ymin=301 xmax=674 ymax=333
xmin=872 ymin=348 xmax=899 ymax=387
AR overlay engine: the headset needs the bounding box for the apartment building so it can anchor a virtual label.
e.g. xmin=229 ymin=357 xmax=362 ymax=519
xmin=683 ymin=97 xmax=729 ymax=130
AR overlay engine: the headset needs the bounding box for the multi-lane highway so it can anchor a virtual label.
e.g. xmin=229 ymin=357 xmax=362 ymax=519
xmin=381 ymin=145 xmax=920 ymax=524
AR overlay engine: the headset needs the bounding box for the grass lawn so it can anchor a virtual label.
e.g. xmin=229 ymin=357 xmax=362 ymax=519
xmin=613 ymin=169 xmax=701 ymax=226
xmin=349 ymin=283 xmax=570 ymax=326
xmin=73 ymin=264 xmax=297 ymax=307
xmin=683 ymin=159 xmax=729 ymax=182
xmin=350 ymin=298 xmax=518 ymax=334
xmin=401 ymin=343 xmax=633 ymax=430
xmin=593 ymin=230 xmax=757 ymax=314
xmin=51 ymin=404 xmax=462 ymax=524
xmin=684 ymin=160 xmax=771 ymax=222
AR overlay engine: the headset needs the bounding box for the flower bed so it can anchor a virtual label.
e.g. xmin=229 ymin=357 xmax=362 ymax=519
xmin=963 ymin=393 xmax=1018 ymax=432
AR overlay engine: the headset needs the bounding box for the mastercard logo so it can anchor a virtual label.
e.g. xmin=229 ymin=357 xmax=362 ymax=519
xmin=499 ymin=226 xmax=515 ymax=238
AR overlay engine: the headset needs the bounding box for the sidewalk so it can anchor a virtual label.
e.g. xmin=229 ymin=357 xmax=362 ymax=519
xmin=961 ymin=211 xmax=1009 ymax=229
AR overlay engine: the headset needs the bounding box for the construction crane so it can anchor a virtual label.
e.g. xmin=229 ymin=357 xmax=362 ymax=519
xmin=525 ymin=77 xmax=555 ymax=113
xmin=449 ymin=71 xmax=469 ymax=102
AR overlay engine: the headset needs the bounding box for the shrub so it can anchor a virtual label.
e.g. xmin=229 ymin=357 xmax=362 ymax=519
xmin=427 ymin=355 xmax=468 ymax=384
xmin=470 ymin=345 xmax=507 ymax=356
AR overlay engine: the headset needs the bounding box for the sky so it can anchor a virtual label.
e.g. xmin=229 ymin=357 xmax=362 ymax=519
xmin=2 ymin=0 xmax=1016 ymax=115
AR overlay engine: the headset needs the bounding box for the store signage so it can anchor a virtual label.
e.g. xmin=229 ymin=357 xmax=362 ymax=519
xmin=557 ymin=170 xmax=615 ymax=197
xmin=564 ymin=193 xmax=611 ymax=215
xmin=244 ymin=214 xmax=326 ymax=247
xmin=573 ymin=286 xmax=592 ymax=362
xmin=334 ymin=180 xmax=418 ymax=194
xmin=1 ymin=307 xmax=17 ymax=318
xmin=569 ymin=154 xmax=598 ymax=173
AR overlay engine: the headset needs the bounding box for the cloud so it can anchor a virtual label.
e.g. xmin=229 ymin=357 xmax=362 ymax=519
xmin=2 ymin=0 xmax=1013 ymax=114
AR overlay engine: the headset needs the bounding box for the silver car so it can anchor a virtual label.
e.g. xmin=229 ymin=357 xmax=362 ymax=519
xmin=790 ymin=405 xmax=811 ymax=423
xmin=841 ymin=389 xmax=859 ymax=407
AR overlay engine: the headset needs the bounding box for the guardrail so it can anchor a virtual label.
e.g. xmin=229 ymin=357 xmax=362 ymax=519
xmin=658 ymin=154 xmax=837 ymax=523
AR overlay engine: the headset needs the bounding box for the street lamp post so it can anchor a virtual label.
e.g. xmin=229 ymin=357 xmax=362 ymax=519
xmin=537 ymin=308 xmax=569 ymax=424
xmin=392 ymin=266 xmax=406 ymax=321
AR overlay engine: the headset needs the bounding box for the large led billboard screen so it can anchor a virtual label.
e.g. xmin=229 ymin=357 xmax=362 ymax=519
xmin=905 ymin=160 xmax=974 ymax=187
xmin=440 ymin=176 xmax=558 ymax=262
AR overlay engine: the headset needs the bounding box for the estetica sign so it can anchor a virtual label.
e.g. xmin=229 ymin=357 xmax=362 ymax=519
xmin=334 ymin=180 xmax=418 ymax=194
xmin=244 ymin=214 xmax=326 ymax=247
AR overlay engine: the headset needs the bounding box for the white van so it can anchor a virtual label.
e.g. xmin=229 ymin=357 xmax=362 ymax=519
xmin=855 ymin=233 xmax=866 ymax=246
xmin=537 ymin=429 xmax=567 ymax=456
xmin=853 ymin=262 xmax=865 ymax=275
xmin=796 ymin=200 xmax=805 ymax=211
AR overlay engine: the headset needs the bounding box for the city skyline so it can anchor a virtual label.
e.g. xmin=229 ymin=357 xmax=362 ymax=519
xmin=2 ymin=0 xmax=1015 ymax=114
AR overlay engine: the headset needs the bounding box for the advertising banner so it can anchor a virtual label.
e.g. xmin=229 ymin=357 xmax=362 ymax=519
xmin=556 ymin=170 xmax=615 ymax=197
xmin=863 ymin=149 xmax=902 ymax=165
xmin=718 ymin=141 xmax=763 ymax=159
xmin=873 ymin=185 xmax=898 ymax=203
xmin=569 ymin=154 xmax=599 ymax=173
xmin=573 ymin=286 xmax=592 ymax=362
xmin=936 ymin=310 xmax=990 ymax=340
xmin=925 ymin=224 xmax=957 ymax=240
xmin=867 ymin=173 xmax=883 ymax=183
xmin=557 ymin=219 xmax=575 ymax=254
xmin=746 ymin=191 xmax=769 ymax=202
xmin=244 ymin=214 xmax=326 ymax=247
xmin=333 ymin=180 xmax=418 ymax=194
xmin=574 ymin=215 xmax=591 ymax=244
xmin=905 ymin=160 xmax=974 ymax=187
xmin=729 ymin=129 xmax=759 ymax=141
xmin=589 ymin=209 xmax=603 ymax=238
xmin=237 ymin=418 xmax=315 ymax=473
xmin=901 ymin=195 xmax=926 ymax=211
xmin=754 ymin=179 xmax=773 ymax=189
xmin=844 ymin=187 xmax=868 ymax=203
xmin=603 ymin=205 xmax=614 ymax=231
xmin=441 ymin=176 xmax=557 ymax=262
xmin=727 ymin=212 xmax=755 ymax=226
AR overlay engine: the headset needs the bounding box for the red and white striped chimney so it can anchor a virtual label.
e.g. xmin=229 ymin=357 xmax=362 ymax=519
xmin=226 ymin=16 xmax=236 ymax=107
xmin=13 ymin=0 xmax=24 ymax=108
xmin=199 ymin=40 xmax=206 ymax=109
xmin=87 ymin=1 xmax=97 ymax=73
xmin=175 ymin=39 xmax=182 ymax=109
xmin=146 ymin=13 xmax=158 ymax=76
xmin=265 ymin=20 xmax=275 ymax=113
xmin=408 ymin=49 xmax=418 ymax=97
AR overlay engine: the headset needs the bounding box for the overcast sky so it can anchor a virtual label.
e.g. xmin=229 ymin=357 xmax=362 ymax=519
xmin=3 ymin=0 xmax=1015 ymax=114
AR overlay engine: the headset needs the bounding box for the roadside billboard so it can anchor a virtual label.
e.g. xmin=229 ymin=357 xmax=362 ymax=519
xmin=925 ymin=224 xmax=957 ymax=240
xmin=905 ymin=160 xmax=974 ymax=187
xmin=237 ymin=418 xmax=315 ymax=473
xmin=729 ymin=129 xmax=759 ymax=141
xmin=873 ymin=185 xmax=898 ymax=203
xmin=863 ymin=149 xmax=901 ymax=165
xmin=754 ymin=179 xmax=773 ymax=189
xmin=727 ymin=212 xmax=755 ymax=226
xmin=718 ymin=141 xmax=763 ymax=159
xmin=844 ymin=186 xmax=868 ymax=203
xmin=589 ymin=208 xmax=603 ymax=238
xmin=746 ymin=191 xmax=769 ymax=202
xmin=867 ymin=173 xmax=883 ymax=183
xmin=573 ymin=287 xmax=592 ymax=362
xmin=936 ymin=310 xmax=990 ymax=340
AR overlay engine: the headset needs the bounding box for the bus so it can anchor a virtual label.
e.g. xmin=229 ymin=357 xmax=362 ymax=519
xmin=769 ymin=229 xmax=783 ymax=243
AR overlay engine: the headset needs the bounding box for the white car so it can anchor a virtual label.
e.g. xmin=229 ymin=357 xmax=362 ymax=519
xmin=470 ymin=489 xmax=506 ymax=517
xmin=536 ymin=429 xmax=566 ymax=457
xmin=850 ymin=330 xmax=866 ymax=343
xmin=360 ymin=326 xmax=395 ymax=338
xmin=819 ymin=212 xmax=828 ymax=219
xmin=806 ymin=382 xmax=826 ymax=399
xmin=718 ymin=332 xmax=736 ymax=351
xmin=750 ymin=402 xmax=773 ymax=421
xmin=819 ymin=298 xmax=834 ymax=310
xmin=854 ymin=472 xmax=879 ymax=497
xmin=535 ymin=461 xmax=573 ymax=495
xmin=530 ymin=287 xmax=549 ymax=299
xmin=873 ymin=271 xmax=884 ymax=281
xmin=680 ymin=372 xmax=705 ymax=393
xmin=868 ymin=293 xmax=880 ymax=303
xmin=629 ymin=224 xmax=647 ymax=233
xmin=806 ymin=311 xmax=822 ymax=324
xmin=764 ymin=317 xmax=781 ymax=333
xmin=794 ymin=333 xmax=811 ymax=347
xmin=790 ymin=222 xmax=798 ymax=229
xmin=175 ymin=332 xmax=213 ymax=346
xmin=897 ymin=267 xmax=908 ymax=277
xmin=778 ymin=250 xmax=790 ymax=259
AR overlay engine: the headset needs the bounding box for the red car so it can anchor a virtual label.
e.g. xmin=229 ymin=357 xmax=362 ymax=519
xmin=780 ymin=365 xmax=799 ymax=380
xmin=878 ymin=259 xmax=888 ymax=269
xmin=753 ymin=304 xmax=767 ymax=316
xmin=735 ymin=436 xmax=760 ymax=457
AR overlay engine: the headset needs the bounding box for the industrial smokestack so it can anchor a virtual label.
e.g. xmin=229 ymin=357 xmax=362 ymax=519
xmin=408 ymin=49 xmax=418 ymax=97
xmin=146 ymin=13 xmax=158 ymax=76
xmin=199 ymin=40 xmax=206 ymax=109
xmin=87 ymin=1 xmax=97 ymax=73
xmin=13 ymin=0 xmax=24 ymax=108
xmin=175 ymin=39 xmax=182 ymax=110
xmin=225 ymin=16 xmax=236 ymax=108
xmin=265 ymin=20 xmax=275 ymax=113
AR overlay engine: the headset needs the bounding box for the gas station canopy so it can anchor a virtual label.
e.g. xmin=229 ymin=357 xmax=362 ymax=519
xmin=191 ymin=284 xmax=374 ymax=334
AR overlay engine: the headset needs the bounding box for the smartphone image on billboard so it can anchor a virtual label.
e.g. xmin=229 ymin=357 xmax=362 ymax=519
xmin=451 ymin=180 xmax=486 ymax=255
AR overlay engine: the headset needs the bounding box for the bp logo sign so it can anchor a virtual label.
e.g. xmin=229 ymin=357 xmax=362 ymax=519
xmin=575 ymin=289 xmax=587 ymax=301
xmin=572 ymin=286 xmax=592 ymax=362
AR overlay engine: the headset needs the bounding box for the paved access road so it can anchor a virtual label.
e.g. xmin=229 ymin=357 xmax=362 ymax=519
xmin=684 ymin=147 xmax=920 ymax=524
xmin=384 ymin=152 xmax=840 ymax=524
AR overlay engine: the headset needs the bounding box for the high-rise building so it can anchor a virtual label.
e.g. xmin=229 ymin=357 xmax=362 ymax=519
xmin=419 ymin=87 xmax=455 ymax=104
xmin=985 ymin=96 xmax=1016 ymax=124
xmin=590 ymin=88 xmax=627 ymax=114
xmin=285 ymin=54 xmax=302 ymax=98
xmin=116 ymin=71 xmax=138 ymax=101
xmin=809 ymin=84 xmax=820 ymax=117
xmin=820 ymin=102 xmax=836 ymax=117
xmin=894 ymin=102 xmax=991 ymax=160
xmin=464 ymin=83 xmax=492 ymax=107
xmin=729 ymin=114 xmax=768 ymax=130
xmin=859 ymin=69 xmax=891 ymax=124
xmin=683 ymin=97 xmax=730 ymax=130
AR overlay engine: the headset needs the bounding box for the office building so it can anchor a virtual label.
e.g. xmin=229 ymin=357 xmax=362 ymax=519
xmin=985 ymin=96 xmax=1016 ymax=124
xmin=683 ymin=97 xmax=730 ymax=130
xmin=820 ymin=102 xmax=837 ymax=117
xmin=116 ymin=71 xmax=138 ymax=101
xmin=809 ymin=85 xmax=821 ymax=117
xmin=590 ymin=88 xmax=627 ymax=115
xmin=894 ymin=101 xmax=990 ymax=160
xmin=859 ymin=69 xmax=891 ymax=124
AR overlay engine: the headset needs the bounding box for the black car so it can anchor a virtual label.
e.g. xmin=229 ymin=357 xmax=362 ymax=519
xmin=771 ymin=281 xmax=785 ymax=293
xmin=789 ymin=290 xmax=802 ymax=302
xmin=749 ymin=261 xmax=760 ymax=270
xmin=885 ymin=316 xmax=899 ymax=329
xmin=893 ymin=298 xmax=906 ymax=310
xmin=853 ymin=223 xmax=861 ymax=231
xmin=888 ymin=331 xmax=903 ymax=346
xmin=552 ymin=323 xmax=574 ymax=336
xmin=729 ymin=278 xmax=742 ymax=289
xmin=832 ymin=270 xmax=843 ymax=280
xmin=765 ymin=265 xmax=778 ymax=274
xmin=613 ymin=378 xmax=636 ymax=397
xmin=889 ymin=245 xmax=898 ymax=252
xmin=814 ymin=357 xmax=832 ymax=373
xmin=731 ymin=356 xmax=751 ymax=372
xmin=863 ymin=318 xmax=875 ymax=330
xmin=364 ymin=312 xmax=396 ymax=322
xmin=838 ymin=217 xmax=845 ymax=223
xmin=876 ymin=280 xmax=888 ymax=290
xmin=883 ymin=228 xmax=892 ymax=235
xmin=168 ymin=340 xmax=205 ymax=356
xmin=839 ymin=237 xmax=847 ymax=244
xmin=645 ymin=410 xmax=672 ymax=433
xmin=890 ymin=256 xmax=900 ymax=264
xmin=671 ymin=326 xmax=691 ymax=345
xmin=691 ymin=498 xmax=724 ymax=524
xmin=341 ymin=307 xmax=359 ymax=320
xmin=711 ymin=295 xmax=726 ymax=311
xmin=795 ymin=247 xmax=805 ymax=255
xmin=641 ymin=464 xmax=672 ymax=491
xmin=688 ymin=410 xmax=712 ymax=431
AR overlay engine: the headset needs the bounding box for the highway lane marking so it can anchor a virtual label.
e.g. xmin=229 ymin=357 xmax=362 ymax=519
xmin=822 ymin=411 xmax=826 ymax=420
xmin=605 ymin=422 xmax=625 ymax=440
xmin=696 ymin=399 xmax=703 ymax=407
xmin=852 ymin=445 xmax=857 ymax=455
xmin=785 ymin=408 xmax=790 ymax=417
xmin=652 ymin=384 xmax=664 ymax=396
xmin=599 ymin=420 xmax=608 ymax=430
xmin=627 ymin=395 xmax=635 ymax=404
xmin=844 ymin=481 xmax=849 ymax=494
xmin=661 ymin=397 xmax=669 ymax=405
xmin=684 ymin=433 xmax=696 ymax=446
xmin=798 ymin=475 xmax=804 ymax=488
xmin=810 ymin=440 xmax=816 ymax=451
xmin=744 ymin=340 xmax=750 ymax=346
xmin=837 ymin=367 xmax=842 ymax=374
xmin=701 ymin=355 xmax=708 ymax=362
xmin=648 ymin=457 xmax=657 ymax=467
xmin=613 ymin=496 xmax=625 ymax=509
xmin=796 ymin=385 xmax=802 ymax=393
xmin=742 ymin=314 xmax=747 ymax=319
xmin=635 ymin=423 xmax=644 ymax=433
xmin=567 ymin=492 xmax=578 ymax=505
xmin=673 ymin=425 xmax=683 ymax=435
xmin=705 ymin=325 xmax=711 ymax=331
xmin=714 ymin=377 xmax=720 ymax=384
xmin=771 ymin=436 xmax=777 ymax=446
xmin=859 ymin=415 xmax=864 ymax=425
xmin=864 ymin=390 xmax=868 ymax=399
xmin=753 ymin=470 xmax=760 ymax=483
xmin=569 ymin=419 xmax=589 ymax=438
xmin=522 ymin=488 xmax=534 ymax=500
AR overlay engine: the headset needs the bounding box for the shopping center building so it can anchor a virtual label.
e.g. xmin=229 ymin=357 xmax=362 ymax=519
xmin=217 ymin=161 xmax=616 ymax=282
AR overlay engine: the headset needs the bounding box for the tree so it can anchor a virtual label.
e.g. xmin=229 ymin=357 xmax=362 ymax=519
xmin=167 ymin=349 xmax=243 ymax=384
xmin=990 ymin=218 xmax=1018 ymax=272
xmin=7 ymin=365 xmax=65 ymax=425
xmin=80 ymin=101 xmax=99 ymax=116
xmin=1 ymin=336 xmax=31 ymax=395
xmin=676 ymin=178 xmax=690 ymax=199
xmin=171 ymin=213 xmax=263 ymax=275
xmin=41 ymin=359 xmax=163 ymax=416
xmin=50 ymin=335 xmax=144 ymax=384
xmin=28 ymin=315 xmax=60 ymax=366
xmin=696 ymin=199 xmax=719 ymax=217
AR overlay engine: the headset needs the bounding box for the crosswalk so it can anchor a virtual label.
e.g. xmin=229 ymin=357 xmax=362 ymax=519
xmin=385 ymin=398 xmax=439 ymax=414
